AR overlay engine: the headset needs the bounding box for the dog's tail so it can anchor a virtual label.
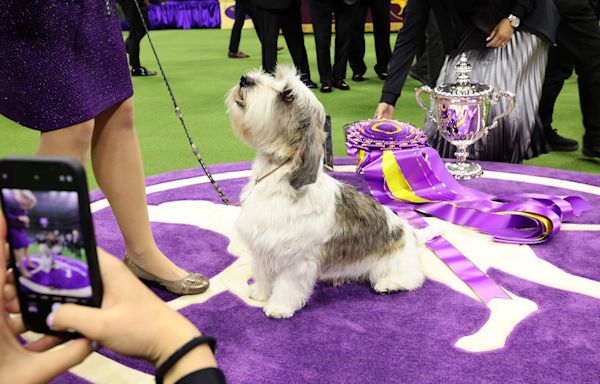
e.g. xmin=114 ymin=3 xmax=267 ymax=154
xmin=414 ymin=225 xmax=443 ymax=245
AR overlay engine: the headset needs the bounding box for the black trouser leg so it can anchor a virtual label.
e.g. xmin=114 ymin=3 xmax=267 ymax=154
xmin=538 ymin=45 xmax=574 ymax=132
xmin=348 ymin=0 xmax=368 ymax=76
xmin=247 ymin=2 xmax=261 ymax=43
xmin=280 ymin=0 xmax=312 ymax=80
xmin=545 ymin=0 xmax=600 ymax=145
xmin=332 ymin=1 xmax=356 ymax=82
xmin=122 ymin=0 xmax=149 ymax=69
xmin=371 ymin=0 xmax=391 ymax=74
xmin=310 ymin=0 xmax=334 ymax=83
xmin=256 ymin=7 xmax=280 ymax=73
xmin=424 ymin=11 xmax=444 ymax=86
xmin=228 ymin=0 xmax=248 ymax=52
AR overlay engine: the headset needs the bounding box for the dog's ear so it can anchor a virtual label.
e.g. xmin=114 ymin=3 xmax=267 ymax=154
xmin=289 ymin=115 xmax=325 ymax=190
xmin=280 ymin=88 xmax=295 ymax=103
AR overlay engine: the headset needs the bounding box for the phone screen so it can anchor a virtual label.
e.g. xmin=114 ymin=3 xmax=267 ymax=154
xmin=2 ymin=189 xmax=93 ymax=303
xmin=0 ymin=157 xmax=102 ymax=335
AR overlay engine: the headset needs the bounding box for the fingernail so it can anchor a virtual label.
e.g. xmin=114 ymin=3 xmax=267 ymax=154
xmin=46 ymin=302 xmax=62 ymax=330
xmin=46 ymin=312 xmax=55 ymax=330
xmin=486 ymin=36 xmax=491 ymax=41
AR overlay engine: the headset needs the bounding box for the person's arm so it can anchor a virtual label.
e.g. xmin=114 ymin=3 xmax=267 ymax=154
xmin=380 ymin=0 xmax=432 ymax=107
xmin=510 ymin=0 xmax=535 ymax=19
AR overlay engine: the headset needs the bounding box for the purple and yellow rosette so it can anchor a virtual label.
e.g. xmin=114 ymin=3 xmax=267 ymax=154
xmin=345 ymin=118 xmax=589 ymax=303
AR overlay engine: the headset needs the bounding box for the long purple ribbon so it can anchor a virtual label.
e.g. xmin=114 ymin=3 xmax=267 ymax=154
xmin=345 ymin=119 xmax=589 ymax=303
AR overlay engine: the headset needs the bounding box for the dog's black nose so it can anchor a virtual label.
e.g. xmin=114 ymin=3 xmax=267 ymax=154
xmin=240 ymin=75 xmax=255 ymax=88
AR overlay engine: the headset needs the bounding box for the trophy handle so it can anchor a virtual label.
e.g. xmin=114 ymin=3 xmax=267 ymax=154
xmin=487 ymin=90 xmax=516 ymax=130
xmin=415 ymin=86 xmax=437 ymax=124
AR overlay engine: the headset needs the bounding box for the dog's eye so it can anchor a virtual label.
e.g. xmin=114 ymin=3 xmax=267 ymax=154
xmin=280 ymin=89 xmax=294 ymax=103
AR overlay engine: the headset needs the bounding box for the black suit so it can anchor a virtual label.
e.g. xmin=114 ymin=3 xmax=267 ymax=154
xmin=252 ymin=0 xmax=312 ymax=81
xmin=309 ymin=0 xmax=357 ymax=84
xmin=349 ymin=0 xmax=391 ymax=77
xmin=538 ymin=0 xmax=600 ymax=149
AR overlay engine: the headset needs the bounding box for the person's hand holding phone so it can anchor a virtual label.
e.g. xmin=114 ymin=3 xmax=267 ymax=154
xmin=0 ymin=214 xmax=93 ymax=384
xmin=49 ymin=250 xmax=218 ymax=383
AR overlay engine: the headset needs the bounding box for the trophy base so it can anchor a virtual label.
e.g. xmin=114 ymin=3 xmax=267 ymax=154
xmin=445 ymin=161 xmax=483 ymax=180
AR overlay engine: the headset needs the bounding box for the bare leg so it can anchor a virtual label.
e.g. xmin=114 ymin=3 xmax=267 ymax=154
xmin=15 ymin=248 xmax=30 ymax=277
xmin=37 ymin=119 xmax=95 ymax=165
xmin=91 ymin=98 xmax=188 ymax=280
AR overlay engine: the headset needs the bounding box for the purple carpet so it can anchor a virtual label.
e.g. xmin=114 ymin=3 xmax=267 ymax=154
xmin=53 ymin=159 xmax=600 ymax=383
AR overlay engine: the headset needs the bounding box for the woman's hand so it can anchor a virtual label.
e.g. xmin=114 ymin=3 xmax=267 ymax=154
xmin=0 ymin=215 xmax=93 ymax=384
xmin=375 ymin=102 xmax=395 ymax=119
xmin=50 ymin=249 xmax=218 ymax=383
xmin=486 ymin=18 xmax=515 ymax=48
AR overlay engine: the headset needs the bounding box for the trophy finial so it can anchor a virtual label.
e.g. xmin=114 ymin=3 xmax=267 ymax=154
xmin=455 ymin=53 xmax=472 ymax=86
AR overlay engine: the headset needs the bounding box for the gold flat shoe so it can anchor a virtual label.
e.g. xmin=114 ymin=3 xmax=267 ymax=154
xmin=124 ymin=256 xmax=209 ymax=295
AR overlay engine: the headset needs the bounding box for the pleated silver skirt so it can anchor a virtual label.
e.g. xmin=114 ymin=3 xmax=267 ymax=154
xmin=423 ymin=31 xmax=549 ymax=163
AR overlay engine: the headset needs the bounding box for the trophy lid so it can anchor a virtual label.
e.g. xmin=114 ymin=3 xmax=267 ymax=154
xmin=435 ymin=53 xmax=492 ymax=98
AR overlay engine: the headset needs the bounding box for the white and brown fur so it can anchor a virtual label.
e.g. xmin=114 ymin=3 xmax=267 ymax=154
xmin=226 ymin=65 xmax=437 ymax=318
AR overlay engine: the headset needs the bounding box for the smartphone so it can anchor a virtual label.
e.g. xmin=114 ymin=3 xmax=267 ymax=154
xmin=0 ymin=157 xmax=103 ymax=337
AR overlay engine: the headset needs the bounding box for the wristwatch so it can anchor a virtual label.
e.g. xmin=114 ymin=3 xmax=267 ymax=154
xmin=507 ymin=14 xmax=521 ymax=28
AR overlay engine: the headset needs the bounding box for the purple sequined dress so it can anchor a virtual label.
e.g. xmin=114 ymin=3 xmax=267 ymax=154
xmin=0 ymin=1 xmax=134 ymax=131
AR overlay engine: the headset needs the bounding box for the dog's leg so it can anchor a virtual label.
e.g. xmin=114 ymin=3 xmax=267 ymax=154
xmin=249 ymin=258 xmax=273 ymax=302
xmin=263 ymin=258 xmax=319 ymax=318
xmin=370 ymin=237 xmax=425 ymax=294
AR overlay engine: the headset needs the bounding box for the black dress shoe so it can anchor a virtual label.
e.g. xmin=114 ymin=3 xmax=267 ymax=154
xmin=332 ymin=80 xmax=350 ymax=90
xmin=301 ymin=78 xmax=318 ymax=89
xmin=320 ymin=83 xmax=333 ymax=93
xmin=351 ymin=73 xmax=365 ymax=82
xmin=583 ymin=143 xmax=600 ymax=158
xmin=131 ymin=67 xmax=157 ymax=77
xmin=228 ymin=51 xmax=250 ymax=58
xmin=545 ymin=128 xmax=579 ymax=152
xmin=376 ymin=71 xmax=389 ymax=80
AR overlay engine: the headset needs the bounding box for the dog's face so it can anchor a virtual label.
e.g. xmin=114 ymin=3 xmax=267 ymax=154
xmin=226 ymin=65 xmax=326 ymax=189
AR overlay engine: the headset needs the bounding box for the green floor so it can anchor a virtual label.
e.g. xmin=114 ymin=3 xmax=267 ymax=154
xmin=1 ymin=29 xmax=598 ymax=190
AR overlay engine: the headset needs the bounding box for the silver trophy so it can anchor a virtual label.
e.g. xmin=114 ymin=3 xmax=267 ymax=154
xmin=416 ymin=53 xmax=516 ymax=179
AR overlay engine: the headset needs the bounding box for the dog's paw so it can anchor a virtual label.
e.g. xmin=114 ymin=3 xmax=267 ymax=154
xmin=263 ymin=303 xmax=296 ymax=319
xmin=249 ymin=284 xmax=269 ymax=302
xmin=373 ymin=278 xmax=407 ymax=294
xmin=373 ymin=274 xmax=424 ymax=294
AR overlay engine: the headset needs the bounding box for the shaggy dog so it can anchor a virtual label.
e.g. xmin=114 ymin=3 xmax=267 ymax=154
xmin=226 ymin=65 xmax=435 ymax=318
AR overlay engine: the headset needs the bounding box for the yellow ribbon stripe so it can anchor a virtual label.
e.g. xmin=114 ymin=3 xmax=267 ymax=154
xmin=381 ymin=150 xmax=430 ymax=203
xmin=497 ymin=211 xmax=554 ymax=241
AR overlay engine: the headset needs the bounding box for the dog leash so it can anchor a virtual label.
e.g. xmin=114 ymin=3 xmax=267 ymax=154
xmin=124 ymin=0 xmax=232 ymax=205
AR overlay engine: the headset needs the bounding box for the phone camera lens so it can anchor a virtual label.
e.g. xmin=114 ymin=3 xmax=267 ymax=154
xmin=33 ymin=174 xmax=40 ymax=180
xmin=66 ymin=175 xmax=73 ymax=183
xmin=1 ymin=173 xmax=7 ymax=179
xmin=59 ymin=175 xmax=65 ymax=182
